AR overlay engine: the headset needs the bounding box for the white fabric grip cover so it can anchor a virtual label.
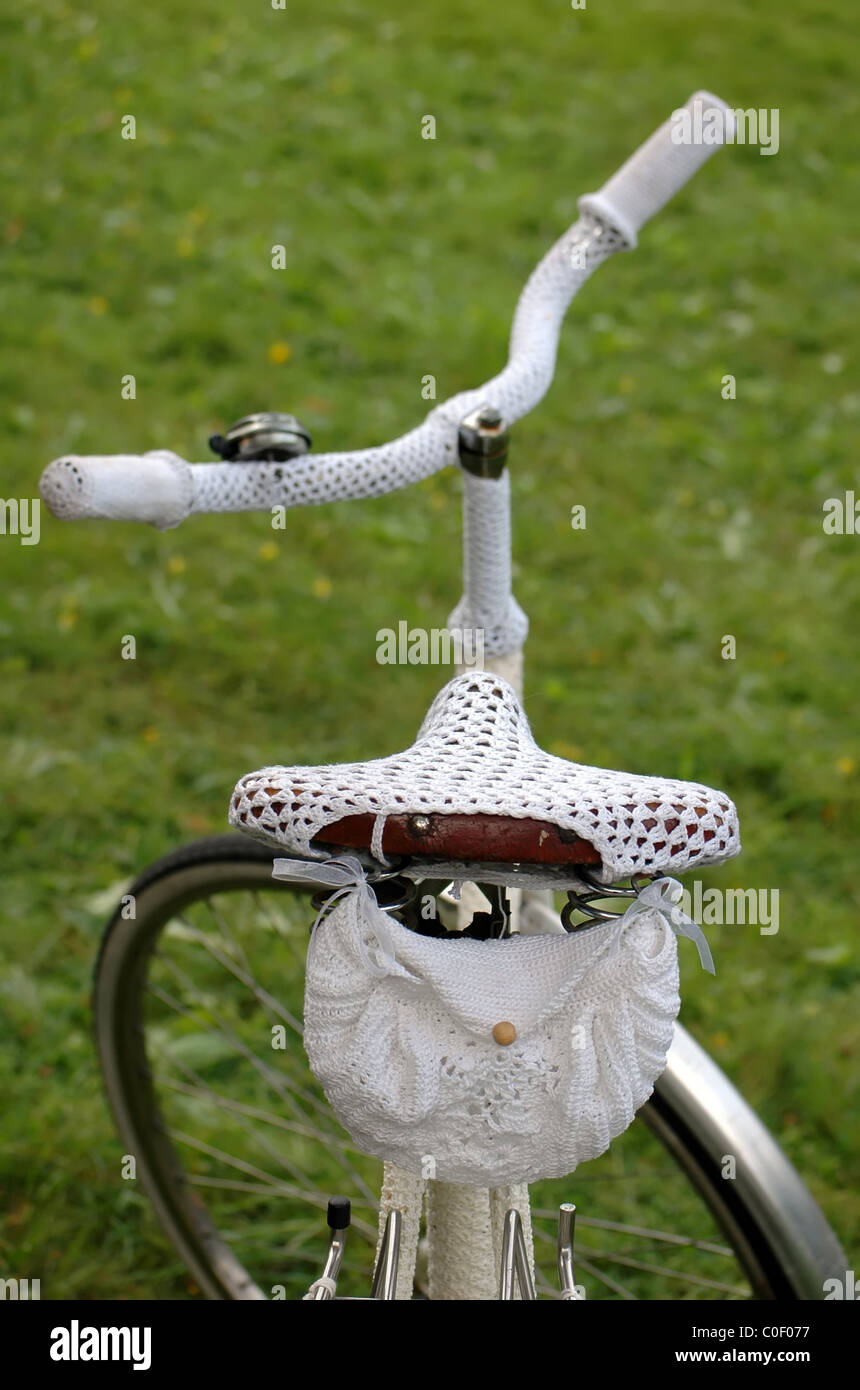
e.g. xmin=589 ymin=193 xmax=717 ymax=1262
xmin=300 ymin=883 xmax=682 ymax=1186
xmin=579 ymin=90 xmax=735 ymax=249
xmin=39 ymin=450 xmax=194 ymax=530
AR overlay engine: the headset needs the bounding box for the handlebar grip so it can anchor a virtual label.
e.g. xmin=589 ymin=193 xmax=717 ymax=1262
xmin=39 ymin=449 xmax=194 ymax=530
xmin=578 ymin=90 xmax=735 ymax=248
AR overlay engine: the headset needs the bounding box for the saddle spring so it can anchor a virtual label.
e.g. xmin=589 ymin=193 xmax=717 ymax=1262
xmin=561 ymin=867 xmax=661 ymax=934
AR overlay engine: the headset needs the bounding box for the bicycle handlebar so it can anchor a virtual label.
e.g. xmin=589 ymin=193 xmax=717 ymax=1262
xmin=39 ymin=91 xmax=734 ymax=532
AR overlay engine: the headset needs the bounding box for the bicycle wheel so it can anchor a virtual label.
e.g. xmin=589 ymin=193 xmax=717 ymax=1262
xmin=93 ymin=834 xmax=847 ymax=1300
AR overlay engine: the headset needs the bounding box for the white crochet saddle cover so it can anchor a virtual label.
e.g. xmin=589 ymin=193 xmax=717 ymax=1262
xmin=303 ymin=889 xmax=680 ymax=1185
xmin=231 ymin=672 xmax=740 ymax=883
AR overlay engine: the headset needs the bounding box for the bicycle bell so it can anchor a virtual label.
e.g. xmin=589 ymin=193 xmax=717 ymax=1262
xmin=209 ymin=412 xmax=312 ymax=463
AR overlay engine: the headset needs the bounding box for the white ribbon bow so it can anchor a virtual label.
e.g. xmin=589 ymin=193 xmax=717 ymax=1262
xmin=620 ymin=877 xmax=716 ymax=975
xmin=271 ymin=854 xmax=404 ymax=977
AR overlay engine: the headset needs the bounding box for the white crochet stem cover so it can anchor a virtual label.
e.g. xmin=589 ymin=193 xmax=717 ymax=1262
xmin=231 ymin=671 xmax=740 ymax=884
xmin=376 ymin=1162 xmax=425 ymax=1302
xmin=490 ymin=1184 xmax=535 ymax=1297
xmin=424 ymin=1182 xmax=534 ymax=1300
xmin=448 ymin=471 xmax=528 ymax=660
xmin=426 ymin=1182 xmax=496 ymax=1300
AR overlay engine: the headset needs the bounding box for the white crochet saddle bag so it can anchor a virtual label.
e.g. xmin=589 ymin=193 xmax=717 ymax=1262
xmin=280 ymin=859 xmax=713 ymax=1187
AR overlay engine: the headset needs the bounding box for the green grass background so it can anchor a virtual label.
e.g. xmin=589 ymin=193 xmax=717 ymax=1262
xmin=0 ymin=0 xmax=857 ymax=1297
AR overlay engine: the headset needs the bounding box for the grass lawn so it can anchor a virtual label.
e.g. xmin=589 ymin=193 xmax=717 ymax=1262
xmin=0 ymin=0 xmax=856 ymax=1298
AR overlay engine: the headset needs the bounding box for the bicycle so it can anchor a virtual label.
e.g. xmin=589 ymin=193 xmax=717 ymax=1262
xmin=40 ymin=90 xmax=848 ymax=1301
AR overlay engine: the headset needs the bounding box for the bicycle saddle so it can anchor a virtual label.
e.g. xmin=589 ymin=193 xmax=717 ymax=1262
xmin=230 ymin=673 xmax=740 ymax=884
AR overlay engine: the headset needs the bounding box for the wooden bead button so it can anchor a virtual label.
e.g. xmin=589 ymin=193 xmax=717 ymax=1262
xmin=492 ymin=1021 xmax=517 ymax=1046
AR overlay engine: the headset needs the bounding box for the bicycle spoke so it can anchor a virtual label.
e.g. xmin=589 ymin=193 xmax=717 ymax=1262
xmin=156 ymin=1066 xmax=378 ymax=1208
xmin=168 ymin=1129 xmax=310 ymax=1195
xmin=532 ymin=1207 xmax=733 ymax=1258
xmin=575 ymin=1255 xmax=638 ymax=1300
xmin=147 ymin=922 xmax=383 ymax=1217
xmin=187 ymin=1179 xmax=377 ymax=1243
xmin=148 ymin=970 xmax=315 ymax=1126
xmin=171 ymin=916 xmax=304 ymax=1036
xmin=576 ymin=1246 xmax=749 ymax=1297
xmin=204 ymin=896 xmax=259 ymax=976
xmin=252 ymin=890 xmax=314 ymax=967
xmin=160 ymin=1074 xmax=351 ymax=1153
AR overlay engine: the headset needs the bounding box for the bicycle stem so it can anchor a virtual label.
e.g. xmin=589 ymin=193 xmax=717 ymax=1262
xmin=449 ymin=402 xmax=529 ymax=680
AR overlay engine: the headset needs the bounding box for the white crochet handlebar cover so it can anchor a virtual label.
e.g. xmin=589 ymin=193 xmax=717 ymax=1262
xmin=39 ymin=213 xmax=625 ymax=525
xmin=39 ymin=213 xmax=622 ymax=527
xmin=39 ymin=91 xmax=733 ymax=527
